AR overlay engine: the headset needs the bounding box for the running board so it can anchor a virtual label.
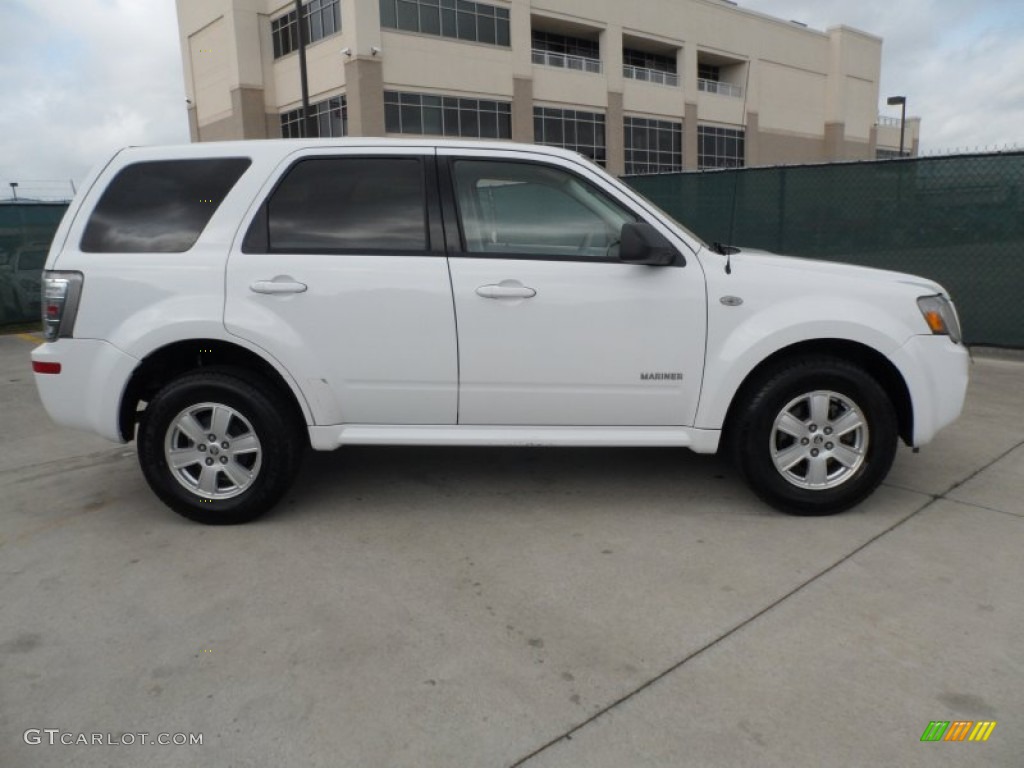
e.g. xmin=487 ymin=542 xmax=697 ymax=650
xmin=308 ymin=425 xmax=722 ymax=453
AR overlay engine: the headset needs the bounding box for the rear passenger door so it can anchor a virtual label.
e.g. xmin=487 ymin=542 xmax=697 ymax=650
xmin=225 ymin=148 xmax=458 ymax=425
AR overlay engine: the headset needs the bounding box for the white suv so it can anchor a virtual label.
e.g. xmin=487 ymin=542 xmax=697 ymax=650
xmin=32 ymin=139 xmax=968 ymax=524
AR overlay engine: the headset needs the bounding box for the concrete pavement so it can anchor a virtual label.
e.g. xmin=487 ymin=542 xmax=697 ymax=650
xmin=1 ymin=332 xmax=1021 ymax=767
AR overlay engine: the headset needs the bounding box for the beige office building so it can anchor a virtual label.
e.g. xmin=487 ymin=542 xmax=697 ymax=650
xmin=175 ymin=0 xmax=921 ymax=174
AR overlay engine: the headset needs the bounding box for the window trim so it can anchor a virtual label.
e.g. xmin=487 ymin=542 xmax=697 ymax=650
xmin=241 ymin=153 xmax=445 ymax=257
xmin=439 ymin=156 xmax=684 ymax=267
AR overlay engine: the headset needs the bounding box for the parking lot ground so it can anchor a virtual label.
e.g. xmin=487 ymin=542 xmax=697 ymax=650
xmin=1 ymin=332 xmax=1022 ymax=767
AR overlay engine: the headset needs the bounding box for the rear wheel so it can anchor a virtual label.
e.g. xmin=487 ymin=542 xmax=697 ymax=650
xmin=137 ymin=368 xmax=303 ymax=524
xmin=731 ymin=357 xmax=898 ymax=515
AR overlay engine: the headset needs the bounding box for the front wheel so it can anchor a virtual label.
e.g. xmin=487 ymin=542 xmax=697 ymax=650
xmin=731 ymin=357 xmax=898 ymax=515
xmin=137 ymin=368 xmax=303 ymax=524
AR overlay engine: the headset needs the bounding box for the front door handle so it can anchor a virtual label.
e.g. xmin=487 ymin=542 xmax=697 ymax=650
xmin=476 ymin=282 xmax=537 ymax=300
xmin=250 ymin=277 xmax=308 ymax=295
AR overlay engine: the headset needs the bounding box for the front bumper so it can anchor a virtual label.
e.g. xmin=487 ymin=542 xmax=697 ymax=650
xmin=889 ymin=335 xmax=970 ymax=447
xmin=31 ymin=339 xmax=139 ymax=443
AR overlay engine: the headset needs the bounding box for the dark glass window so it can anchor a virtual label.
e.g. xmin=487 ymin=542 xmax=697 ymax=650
xmin=385 ymin=91 xmax=511 ymax=139
xmin=623 ymin=48 xmax=677 ymax=75
xmin=697 ymin=125 xmax=745 ymax=169
xmin=272 ymin=0 xmax=342 ymax=59
xmin=533 ymin=107 xmax=606 ymax=166
xmin=625 ymin=117 xmax=683 ymax=175
xmin=266 ymin=158 xmax=428 ymax=253
xmin=452 ymin=160 xmax=636 ymax=260
xmin=81 ymin=159 xmax=251 ymax=253
xmin=698 ymin=63 xmax=721 ymax=82
xmin=380 ymin=0 xmax=510 ymax=47
xmin=281 ymin=95 xmax=347 ymax=138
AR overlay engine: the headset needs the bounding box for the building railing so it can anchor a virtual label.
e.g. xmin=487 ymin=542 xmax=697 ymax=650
xmin=532 ymin=49 xmax=603 ymax=74
xmin=877 ymin=115 xmax=901 ymax=127
xmin=623 ymin=65 xmax=679 ymax=87
xmin=698 ymin=78 xmax=743 ymax=98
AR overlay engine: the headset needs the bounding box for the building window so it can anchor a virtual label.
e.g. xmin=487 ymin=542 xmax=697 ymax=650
xmin=876 ymin=148 xmax=911 ymax=160
xmin=281 ymin=95 xmax=347 ymax=138
xmin=698 ymin=125 xmax=745 ymax=169
xmin=271 ymin=0 xmax=342 ymax=59
xmin=623 ymin=48 xmax=678 ymax=86
xmin=534 ymin=107 xmax=606 ymax=166
xmin=380 ymin=0 xmax=510 ymax=46
xmin=384 ymin=92 xmax=512 ymax=139
xmin=532 ymin=30 xmax=602 ymax=73
xmin=697 ymin=61 xmax=743 ymax=97
xmin=697 ymin=63 xmax=720 ymax=82
xmin=625 ymin=117 xmax=682 ymax=175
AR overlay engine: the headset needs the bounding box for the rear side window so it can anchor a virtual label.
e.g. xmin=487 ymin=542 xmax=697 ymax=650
xmin=81 ymin=158 xmax=251 ymax=253
xmin=264 ymin=157 xmax=428 ymax=253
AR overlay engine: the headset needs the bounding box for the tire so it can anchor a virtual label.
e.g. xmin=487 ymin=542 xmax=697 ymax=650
xmin=731 ymin=356 xmax=898 ymax=515
xmin=137 ymin=367 xmax=304 ymax=524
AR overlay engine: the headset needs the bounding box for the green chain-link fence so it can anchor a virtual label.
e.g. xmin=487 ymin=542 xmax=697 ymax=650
xmin=0 ymin=202 xmax=68 ymax=327
xmin=626 ymin=152 xmax=1024 ymax=348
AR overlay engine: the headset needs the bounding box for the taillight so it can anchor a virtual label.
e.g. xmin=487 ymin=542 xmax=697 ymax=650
xmin=42 ymin=271 xmax=84 ymax=342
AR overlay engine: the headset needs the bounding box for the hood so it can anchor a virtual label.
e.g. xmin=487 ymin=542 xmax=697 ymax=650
xmin=721 ymin=247 xmax=947 ymax=297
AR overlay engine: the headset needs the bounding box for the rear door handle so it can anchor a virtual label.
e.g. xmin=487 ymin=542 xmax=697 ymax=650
xmin=475 ymin=283 xmax=537 ymax=300
xmin=250 ymin=277 xmax=308 ymax=295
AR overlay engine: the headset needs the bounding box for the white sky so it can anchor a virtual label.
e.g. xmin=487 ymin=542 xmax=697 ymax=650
xmin=1 ymin=0 xmax=1022 ymax=196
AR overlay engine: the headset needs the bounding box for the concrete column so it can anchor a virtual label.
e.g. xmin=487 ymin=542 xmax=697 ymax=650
xmin=512 ymin=76 xmax=534 ymax=143
xmin=233 ymin=86 xmax=268 ymax=138
xmin=345 ymin=57 xmax=385 ymax=136
xmin=868 ymin=124 xmax=878 ymax=159
xmin=824 ymin=121 xmax=846 ymax=160
xmin=606 ymin=91 xmax=625 ymax=176
xmin=745 ymin=110 xmax=760 ymax=167
xmin=187 ymin=106 xmax=200 ymax=142
xmin=684 ymin=101 xmax=698 ymax=170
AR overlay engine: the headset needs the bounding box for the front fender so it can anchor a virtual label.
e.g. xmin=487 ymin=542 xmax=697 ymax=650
xmin=696 ymin=295 xmax=918 ymax=430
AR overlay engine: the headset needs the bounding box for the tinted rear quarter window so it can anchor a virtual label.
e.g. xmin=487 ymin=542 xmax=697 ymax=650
xmin=81 ymin=158 xmax=251 ymax=253
xmin=265 ymin=157 xmax=428 ymax=253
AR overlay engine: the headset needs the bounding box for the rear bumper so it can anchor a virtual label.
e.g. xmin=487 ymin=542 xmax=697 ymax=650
xmin=31 ymin=339 xmax=138 ymax=443
xmin=890 ymin=335 xmax=970 ymax=446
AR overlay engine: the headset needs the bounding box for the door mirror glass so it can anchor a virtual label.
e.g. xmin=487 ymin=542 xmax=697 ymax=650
xmin=619 ymin=222 xmax=678 ymax=266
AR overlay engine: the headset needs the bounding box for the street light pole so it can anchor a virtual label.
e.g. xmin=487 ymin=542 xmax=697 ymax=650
xmin=887 ymin=95 xmax=907 ymax=156
xmin=294 ymin=0 xmax=314 ymax=137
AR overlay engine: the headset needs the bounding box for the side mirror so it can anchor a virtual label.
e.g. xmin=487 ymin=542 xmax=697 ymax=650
xmin=618 ymin=222 xmax=679 ymax=266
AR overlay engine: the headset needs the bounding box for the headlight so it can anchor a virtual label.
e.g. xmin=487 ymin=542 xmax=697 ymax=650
xmin=917 ymin=294 xmax=962 ymax=344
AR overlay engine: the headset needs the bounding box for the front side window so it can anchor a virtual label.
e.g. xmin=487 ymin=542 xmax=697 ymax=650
xmin=452 ymin=160 xmax=636 ymax=260
xmin=265 ymin=157 xmax=428 ymax=253
xmin=81 ymin=158 xmax=251 ymax=253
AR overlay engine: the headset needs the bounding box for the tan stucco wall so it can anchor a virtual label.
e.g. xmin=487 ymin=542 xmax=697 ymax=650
xmin=176 ymin=0 xmax=901 ymax=165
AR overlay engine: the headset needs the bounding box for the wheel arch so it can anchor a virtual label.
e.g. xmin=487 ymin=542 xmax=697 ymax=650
xmin=118 ymin=338 xmax=311 ymax=442
xmin=720 ymin=339 xmax=914 ymax=449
